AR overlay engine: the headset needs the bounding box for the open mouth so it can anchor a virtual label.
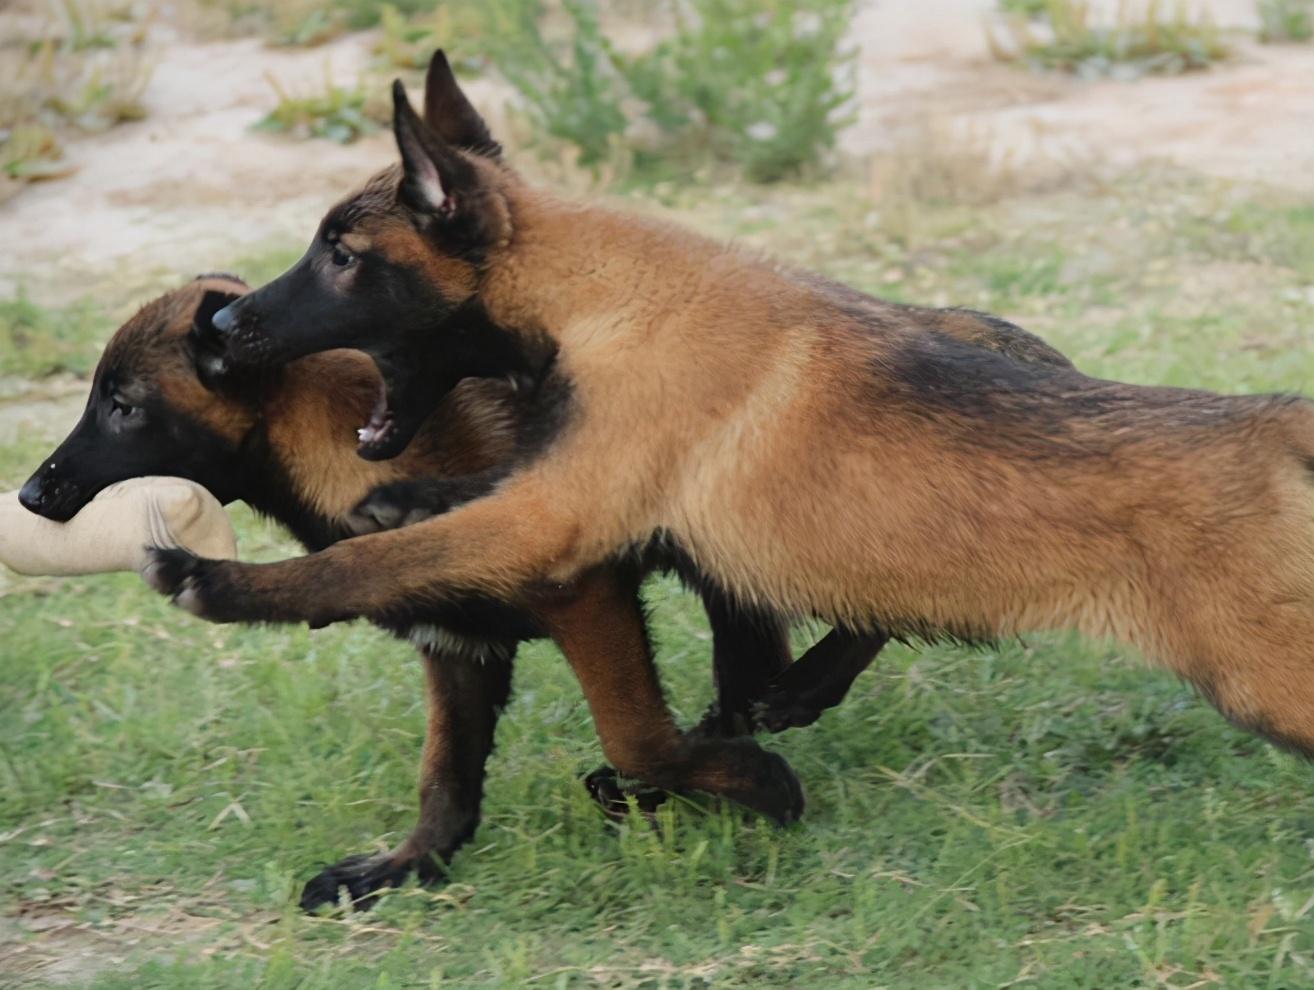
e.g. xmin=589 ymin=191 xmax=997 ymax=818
xmin=355 ymin=377 xmax=397 ymax=456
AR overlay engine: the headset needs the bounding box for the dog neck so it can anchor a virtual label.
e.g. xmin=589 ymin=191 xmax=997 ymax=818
xmin=240 ymin=352 xmax=518 ymax=546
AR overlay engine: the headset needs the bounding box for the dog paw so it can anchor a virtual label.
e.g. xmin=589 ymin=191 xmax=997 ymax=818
xmin=141 ymin=547 xmax=230 ymax=621
xmin=582 ymin=766 xmax=671 ymax=823
xmin=748 ymin=690 xmax=827 ymax=734
xmin=345 ymin=482 xmax=445 ymax=536
xmin=709 ymin=738 xmax=805 ymax=826
xmin=300 ymin=852 xmax=439 ymax=913
xmin=750 ymin=748 xmax=805 ymax=826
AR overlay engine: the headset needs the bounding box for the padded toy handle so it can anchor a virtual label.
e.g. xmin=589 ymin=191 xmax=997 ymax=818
xmin=0 ymin=477 xmax=237 ymax=577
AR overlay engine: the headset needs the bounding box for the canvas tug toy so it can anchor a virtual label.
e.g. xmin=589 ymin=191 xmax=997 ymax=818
xmin=0 ymin=477 xmax=236 ymax=577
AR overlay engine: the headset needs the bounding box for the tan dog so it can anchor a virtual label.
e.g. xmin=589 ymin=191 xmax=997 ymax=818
xmin=149 ymin=53 xmax=1314 ymax=777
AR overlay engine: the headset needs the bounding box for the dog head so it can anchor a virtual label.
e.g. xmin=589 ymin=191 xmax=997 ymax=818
xmin=19 ymin=275 xmax=260 ymax=521
xmin=209 ymin=51 xmax=532 ymax=461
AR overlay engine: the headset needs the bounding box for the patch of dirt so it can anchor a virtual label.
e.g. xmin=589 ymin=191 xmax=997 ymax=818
xmin=1 ymin=1 xmax=1309 ymax=309
xmin=849 ymin=0 xmax=1314 ymax=193
xmin=0 ymin=23 xmax=511 ymax=309
xmin=0 ymin=901 xmax=250 ymax=988
xmin=0 ymin=376 xmax=87 ymax=448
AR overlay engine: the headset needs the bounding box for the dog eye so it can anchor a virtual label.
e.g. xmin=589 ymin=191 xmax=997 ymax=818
xmin=109 ymin=395 xmax=139 ymax=419
xmin=331 ymin=244 xmax=356 ymax=268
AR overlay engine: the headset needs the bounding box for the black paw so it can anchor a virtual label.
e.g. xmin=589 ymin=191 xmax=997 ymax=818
xmin=345 ymin=481 xmax=447 ymax=536
xmin=141 ymin=547 xmax=235 ymax=623
xmin=749 ymin=690 xmax=828 ymax=734
xmin=300 ymin=852 xmax=439 ymax=913
xmin=688 ymin=701 xmax=755 ymax=740
xmin=582 ymin=766 xmax=672 ymax=823
xmin=711 ymin=738 xmax=805 ymax=826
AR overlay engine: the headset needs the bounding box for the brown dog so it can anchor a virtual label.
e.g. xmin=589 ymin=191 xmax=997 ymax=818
xmin=23 ymin=276 xmax=884 ymax=906
xmin=150 ymin=54 xmax=1314 ymax=799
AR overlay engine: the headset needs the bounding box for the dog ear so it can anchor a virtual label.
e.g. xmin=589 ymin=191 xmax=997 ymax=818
xmin=393 ymin=80 xmax=475 ymax=219
xmin=188 ymin=289 xmax=242 ymax=389
xmin=423 ymin=50 xmax=500 ymax=157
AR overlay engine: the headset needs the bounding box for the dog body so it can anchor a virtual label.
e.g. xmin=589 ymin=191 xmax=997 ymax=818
xmin=169 ymin=55 xmax=1314 ymax=761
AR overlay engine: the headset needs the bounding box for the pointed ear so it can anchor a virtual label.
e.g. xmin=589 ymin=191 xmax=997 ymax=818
xmin=423 ymin=50 xmax=500 ymax=157
xmin=194 ymin=289 xmax=240 ymax=334
xmin=393 ymin=79 xmax=475 ymax=218
xmin=188 ymin=289 xmax=242 ymax=389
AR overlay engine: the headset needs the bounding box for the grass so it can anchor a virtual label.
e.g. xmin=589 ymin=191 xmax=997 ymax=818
xmin=4 ymin=169 xmax=1314 ymax=987
xmin=253 ymin=70 xmax=386 ymax=144
xmin=0 ymin=292 xmax=106 ymax=379
xmin=1258 ymin=0 xmax=1314 ymax=41
xmin=487 ymin=0 xmax=856 ymax=183
xmin=989 ymin=0 xmax=1231 ymax=78
xmin=0 ymin=0 xmax=154 ymax=198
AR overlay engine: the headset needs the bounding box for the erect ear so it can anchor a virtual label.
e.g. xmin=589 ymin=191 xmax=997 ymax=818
xmin=393 ymin=79 xmax=475 ymax=219
xmin=188 ymin=289 xmax=243 ymax=389
xmin=423 ymin=50 xmax=500 ymax=157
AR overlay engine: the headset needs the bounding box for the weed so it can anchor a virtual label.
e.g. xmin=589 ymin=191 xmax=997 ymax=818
xmin=990 ymin=0 xmax=1231 ymax=78
xmin=0 ymin=124 xmax=73 ymax=201
xmin=998 ymin=0 xmax=1049 ymax=17
xmin=253 ymin=69 xmax=386 ymax=143
xmin=0 ymin=0 xmax=154 ymax=196
xmin=0 ymin=291 xmax=106 ymax=379
xmin=214 ymin=0 xmax=444 ymax=44
xmin=371 ymin=1 xmax=495 ymax=73
xmin=491 ymin=0 xmax=857 ymax=182
xmin=1258 ymin=0 xmax=1314 ymax=41
xmin=268 ymin=3 xmax=348 ymax=47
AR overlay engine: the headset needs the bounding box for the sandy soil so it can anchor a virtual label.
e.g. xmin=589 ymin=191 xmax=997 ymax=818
xmin=850 ymin=0 xmax=1314 ymax=190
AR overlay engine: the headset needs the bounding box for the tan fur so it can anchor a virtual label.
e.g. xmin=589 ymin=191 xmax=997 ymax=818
xmin=217 ymin=159 xmax=1314 ymax=755
xmin=373 ymin=222 xmax=479 ymax=298
xmin=142 ymin=281 xmax=518 ymax=523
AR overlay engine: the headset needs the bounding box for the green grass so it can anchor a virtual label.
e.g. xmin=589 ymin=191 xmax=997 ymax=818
xmin=253 ymin=72 xmax=385 ymax=144
xmin=0 ymin=292 xmax=107 ymax=379
xmin=990 ymin=0 xmax=1231 ymax=78
xmin=4 ymin=171 xmax=1314 ymax=987
xmin=1258 ymin=0 xmax=1314 ymax=42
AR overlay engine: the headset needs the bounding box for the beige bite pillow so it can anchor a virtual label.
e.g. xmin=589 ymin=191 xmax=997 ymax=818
xmin=0 ymin=476 xmax=237 ymax=577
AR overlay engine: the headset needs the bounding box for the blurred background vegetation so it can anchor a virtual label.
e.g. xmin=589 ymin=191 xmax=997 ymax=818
xmin=7 ymin=0 xmax=1312 ymax=200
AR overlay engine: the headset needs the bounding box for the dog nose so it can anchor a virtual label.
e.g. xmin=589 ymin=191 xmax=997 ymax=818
xmin=211 ymin=302 xmax=237 ymax=334
xmin=17 ymin=475 xmax=46 ymax=513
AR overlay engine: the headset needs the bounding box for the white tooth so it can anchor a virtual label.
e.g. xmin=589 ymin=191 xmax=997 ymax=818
xmin=357 ymin=428 xmax=368 ymax=441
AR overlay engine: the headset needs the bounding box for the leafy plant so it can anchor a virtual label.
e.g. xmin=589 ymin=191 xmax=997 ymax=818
xmin=0 ymin=291 xmax=105 ymax=378
xmin=491 ymin=0 xmax=628 ymax=170
xmin=990 ymin=0 xmax=1231 ymax=78
xmin=1257 ymin=0 xmax=1314 ymax=41
xmin=269 ymin=4 xmax=349 ymax=47
xmin=998 ymin=0 xmax=1049 ymax=17
xmin=253 ymin=70 xmax=386 ymax=143
xmin=0 ymin=124 xmax=74 ymax=197
xmin=0 ymin=5 xmax=155 ymax=197
xmin=490 ymin=0 xmax=857 ymax=182
xmin=371 ymin=1 xmax=496 ymax=73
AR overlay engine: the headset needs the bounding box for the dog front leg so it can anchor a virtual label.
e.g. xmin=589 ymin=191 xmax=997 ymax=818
xmin=535 ymin=565 xmax=804 ymax=826
xmin=300 ymin=643 xmax=515 ymax=911
xmin=142 ymin=477 xmax=584 ymax=626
